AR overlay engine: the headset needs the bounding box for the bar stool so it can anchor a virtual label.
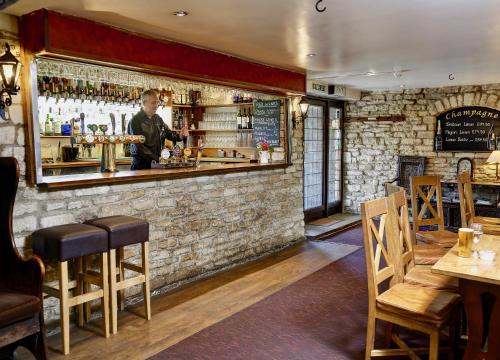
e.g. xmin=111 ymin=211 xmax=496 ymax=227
xmin=85 ymin=216 xmax=150 ymax=334
xmin=32 ymin=223 xmax=110 ymax=355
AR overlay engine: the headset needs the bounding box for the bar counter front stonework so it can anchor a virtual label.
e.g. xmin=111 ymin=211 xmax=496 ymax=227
xmin=0 ymin=14 xmax=305 ymax=323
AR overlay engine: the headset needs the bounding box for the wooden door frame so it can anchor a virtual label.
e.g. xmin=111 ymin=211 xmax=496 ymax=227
xmin=303 ymin=96 xmax=345 ymax=222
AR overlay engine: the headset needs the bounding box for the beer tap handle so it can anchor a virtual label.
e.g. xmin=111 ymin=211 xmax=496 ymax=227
xmin=109 ymin=113 xmax=116 ymax=135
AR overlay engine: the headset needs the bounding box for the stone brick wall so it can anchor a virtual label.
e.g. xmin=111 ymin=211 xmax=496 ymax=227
xmin=344 ymin=85 xmax=500 ymax=213
xmin=0 ymin=14 xmax=305 ymax=323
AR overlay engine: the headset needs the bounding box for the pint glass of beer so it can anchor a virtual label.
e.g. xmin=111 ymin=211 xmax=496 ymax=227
xmin=458 ymin=228 xmax=474 ymax=257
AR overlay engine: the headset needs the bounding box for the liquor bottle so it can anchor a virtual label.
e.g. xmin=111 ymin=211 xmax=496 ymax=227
xmin=44 ymin=109 xmax=53 ymax=136
xmin=177 ymin=109 xmax=183 ymax=130
xmin=434 ymin=119 xmax=443 ymax=151
xmin=488 ymin=125 xmax=496 ymax=150
xmin=53 ymin=108 xmax=62 ymax=135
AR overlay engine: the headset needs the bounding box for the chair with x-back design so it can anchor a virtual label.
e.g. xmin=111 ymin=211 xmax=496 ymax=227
xmin=361 ymin=196 xmax=461 ymax=359
xmin=410 ymin=176 xmax=457 ymax=248
xmin=388 ymin=190 xmax=457 ymax=291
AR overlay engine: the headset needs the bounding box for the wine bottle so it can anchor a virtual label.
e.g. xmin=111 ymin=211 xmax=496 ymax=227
xmin=434 ymin=119 xmax=443 ymax=151
xmin=488 ymin=125 xmax=496 ymax=150
xmin=242 ymin=108 xmax=248 ymax=129
xmin=237 ymin=108 xmax=242 ymax=129
xmin=248 ymin=107 xmax=253 ymax=129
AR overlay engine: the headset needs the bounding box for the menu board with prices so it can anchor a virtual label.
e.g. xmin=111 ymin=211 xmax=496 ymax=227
xmin=252 ymin=100 xmax=281 ymax=147
xmin=437 ymin=106 xmax=500 ymax=151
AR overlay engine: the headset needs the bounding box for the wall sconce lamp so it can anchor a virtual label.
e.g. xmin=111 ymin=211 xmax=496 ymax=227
xmin=292 ymin=98 xmax=310 ymax=129
xmin=0 ymin=43 xmax=21 ymax=120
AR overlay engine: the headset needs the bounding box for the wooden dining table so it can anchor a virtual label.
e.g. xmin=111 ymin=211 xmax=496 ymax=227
xmin=432 ymin=234 xmax=500 ymax=360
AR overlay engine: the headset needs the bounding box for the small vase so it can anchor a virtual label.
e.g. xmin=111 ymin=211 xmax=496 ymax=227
xmin=259 ymin=150 xmax=270 ymax=164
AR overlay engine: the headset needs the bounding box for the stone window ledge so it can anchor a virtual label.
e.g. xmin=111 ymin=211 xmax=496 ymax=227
xmin=37 ymin=162 xmax=291 ymax=189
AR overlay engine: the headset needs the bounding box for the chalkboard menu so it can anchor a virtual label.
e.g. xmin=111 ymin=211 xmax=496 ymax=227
xmin=252 ymin=100 xmax=281 ymax=147
xmin=437 ymin=106 xmax=500 ymax=151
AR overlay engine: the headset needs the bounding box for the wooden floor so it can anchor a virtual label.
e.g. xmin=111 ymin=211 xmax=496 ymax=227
xmin=18 ymin=240 xmax=359 ymax=360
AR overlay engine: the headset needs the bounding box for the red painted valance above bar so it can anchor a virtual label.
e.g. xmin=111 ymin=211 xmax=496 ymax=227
xmin=21 ymin=9 xmax=305 ymax=95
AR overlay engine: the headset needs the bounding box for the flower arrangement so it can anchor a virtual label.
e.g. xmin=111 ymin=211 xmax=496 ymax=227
xmin=256 ymin=141 xmax=274 ymax=154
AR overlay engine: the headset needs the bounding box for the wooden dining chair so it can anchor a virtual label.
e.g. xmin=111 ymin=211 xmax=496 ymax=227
xmin=457 ymin=172 xmax=500 ymax=235
xmin=410 ymin=176 xmax=457 ymax=247
xmin=361 ymin=196 xmax=461 ymax=360
xmin=387 ymin=190 xmax=457 ymax=291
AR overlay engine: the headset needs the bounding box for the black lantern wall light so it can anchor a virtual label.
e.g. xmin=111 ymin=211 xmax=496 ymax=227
xmin=292 ymin=97 xmax=310 ymax=129
xmin=0 ymin=43 xmax=21 ymax=120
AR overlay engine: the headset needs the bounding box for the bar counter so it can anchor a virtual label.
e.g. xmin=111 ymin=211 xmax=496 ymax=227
xmin=38 ymin=162 xmax=290 ymax=189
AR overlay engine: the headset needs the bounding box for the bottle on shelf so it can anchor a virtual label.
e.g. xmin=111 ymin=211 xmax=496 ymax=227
xmin=237 ymin=108 xmax=242 ymax=129
xmin=44 ymin=108 xmax=53 ymax=136
xmin=488 ymin=125 xmax=496 ymax=151
xmin=434 ymin=118 xmax=443 ymax=151
xmin=248 ymin=107 xmax=253 ymax=129
xmin=242 ymin=108 xmax=249 ymax=129
xmin=53 ymin=108 xmax=62 ymax=135
xmin=62 ymin=121 xmax=72 ymax=136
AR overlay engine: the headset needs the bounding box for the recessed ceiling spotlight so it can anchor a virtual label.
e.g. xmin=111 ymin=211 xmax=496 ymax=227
xmin=365 ymin=71 xmax=377 ymax=76
xmin=173 ymin=10 xmax=189 ymax=17
xmin=306 ymin=53 xmax=316 ymax=57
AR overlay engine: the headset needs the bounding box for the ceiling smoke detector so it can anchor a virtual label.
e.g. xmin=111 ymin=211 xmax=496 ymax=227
xmin=173 ymin=10 xmax=189 ymax=17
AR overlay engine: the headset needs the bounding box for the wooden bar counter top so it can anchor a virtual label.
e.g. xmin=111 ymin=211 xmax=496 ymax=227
xmin=38 ymin=162 xmax=290 ymax=189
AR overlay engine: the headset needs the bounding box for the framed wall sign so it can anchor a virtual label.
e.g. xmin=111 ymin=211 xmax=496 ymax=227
xmin=436 ymin=106 xmax=500 ymax=152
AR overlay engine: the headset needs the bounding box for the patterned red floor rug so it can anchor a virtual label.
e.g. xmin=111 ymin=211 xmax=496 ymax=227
xmin=148 ymin=226 xmax=453 ymax=360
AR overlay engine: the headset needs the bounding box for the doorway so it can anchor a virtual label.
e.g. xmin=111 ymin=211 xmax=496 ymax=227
xmin=303 ymin=98 xmax=344 ymax=222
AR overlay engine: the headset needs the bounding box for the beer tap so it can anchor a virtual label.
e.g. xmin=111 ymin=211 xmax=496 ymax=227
xmin=109 ymin=113 xmax=116 ymax=135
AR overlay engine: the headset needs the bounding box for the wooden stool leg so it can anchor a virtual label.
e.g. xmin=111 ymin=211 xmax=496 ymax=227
xmin=109 ymin=249 xmax=118 ymax=334
xmin=118 ymin=247 xmax=125 ymax=311
xmin=429 ymin=330 xmax=439 ymax=360
xmin=76 ymin=257 xmax=84 ymax=327
xmin=83 ymin=256 xmax=92 ymax=323
xmin=142 ymin=242 xmax=151 ymax=320
xmin=58 ymin=261 xmax=70 ymax=355
xmin=100 ymin=252 xmax=110 ymax=338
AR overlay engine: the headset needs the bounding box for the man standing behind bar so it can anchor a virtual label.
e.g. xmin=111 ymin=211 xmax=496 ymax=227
xmin=128 ymin=89 xmax=188 ymax=170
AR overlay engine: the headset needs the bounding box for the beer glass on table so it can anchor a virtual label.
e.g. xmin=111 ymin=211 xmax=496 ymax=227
xmin=471 ymin=223 xmax=483 ymax=258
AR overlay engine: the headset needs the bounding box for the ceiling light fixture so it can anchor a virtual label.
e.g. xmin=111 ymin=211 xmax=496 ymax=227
xmin=173 ymin=10 xmax=189 ymax=17
xmin=365 ymin=71 xmax=377 ymax=76
xmin=306 ymin=53 xmax=316 ymax=57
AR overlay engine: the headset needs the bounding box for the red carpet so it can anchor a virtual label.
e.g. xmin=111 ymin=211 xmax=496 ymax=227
xmin=149 ymin=227 xmax=372 ymax=360
xmin=149 ymin=226 xmax=447 ymax=360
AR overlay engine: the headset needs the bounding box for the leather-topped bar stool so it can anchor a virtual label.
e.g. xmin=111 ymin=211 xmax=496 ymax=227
xmin=85 ymin=216 xmax=151 ymax=334
xmin=32 ymin=224 xmax=110 ymax=355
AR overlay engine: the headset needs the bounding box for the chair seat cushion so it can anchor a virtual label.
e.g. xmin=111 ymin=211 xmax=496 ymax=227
xmin=376 ymin=283 xmax=460 ymax=324
xmin=413 ymin=244 xmax=448 ymax=265
xmin=404 ymin=265 xmax=458 ymax=291
xmin=416 ymin=229 xmax=457 ymax=248
xmin=0 ymin=290 xmax=41 ymax=327
xmin=85 ymin=216 xmax=149 ymax=249
xmin=32 ymin=223 xmax=108 ymax=261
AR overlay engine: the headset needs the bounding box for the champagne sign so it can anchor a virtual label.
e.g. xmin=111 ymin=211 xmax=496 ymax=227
xmin=253 ymin=100 xmax=281 ymax=147
xmin=436 ymin=106 xmax=500 ymax=152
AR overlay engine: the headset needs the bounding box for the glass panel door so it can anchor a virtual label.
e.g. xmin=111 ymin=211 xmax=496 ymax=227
xmin=303 ymin=104 xmax=324 ymax=212
xmin=327 ymin=107 xmax=342 ymax=214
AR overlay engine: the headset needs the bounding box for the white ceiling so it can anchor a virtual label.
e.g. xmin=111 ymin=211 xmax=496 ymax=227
xmin=4 ymin=0 xmax=500 ymax=91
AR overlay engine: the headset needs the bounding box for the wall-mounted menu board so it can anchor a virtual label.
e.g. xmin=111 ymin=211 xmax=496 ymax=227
xmin=253 ymin=100 xmax=281 ymax=147
xmin=437 ymin=106 xmax=500 ymax=151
